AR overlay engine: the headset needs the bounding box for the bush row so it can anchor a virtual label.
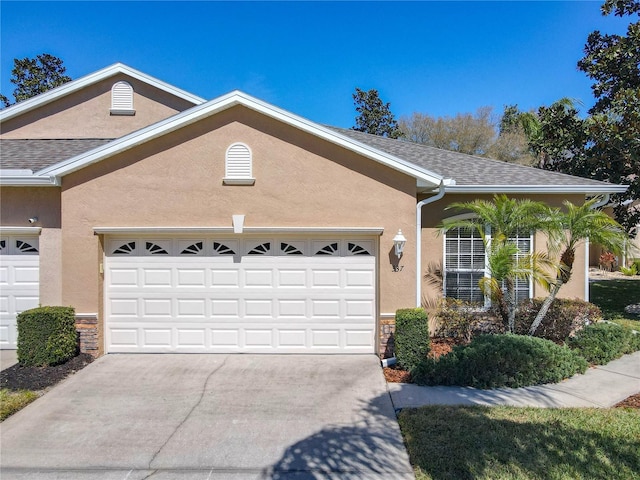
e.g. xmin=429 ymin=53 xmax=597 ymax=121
xmin=396 ymin=299 xmax=639 ymax=389
xmin=411 ymin=334 xmax=588 ymax=389
xmin=435 ymin=298 xmax=602 ymax=344
xmin=568 ymin=322 xmax=640 ymax=364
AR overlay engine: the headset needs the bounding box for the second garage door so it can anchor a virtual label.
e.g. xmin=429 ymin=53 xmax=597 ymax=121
xmin=105 ymin=236 xmax=376 ymax=353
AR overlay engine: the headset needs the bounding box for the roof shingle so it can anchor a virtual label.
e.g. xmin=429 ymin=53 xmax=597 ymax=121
xmin=327 ymin=126 xmax=610 ymax=188
xmin=0 ymin=139 xmax=114 ymax=172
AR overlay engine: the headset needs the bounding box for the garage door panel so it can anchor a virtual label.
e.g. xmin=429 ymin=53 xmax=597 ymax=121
xmin=177 ymin=298 xmax=207 ymax=317
xmin=106 ymin=236 xmax=376 ymax=353
xmin=177 ymin=328 xmax=206 ymax=347
xmin=143 ymin=269 xmax=172 ymax=287
xmin=211 ymin=269 xmax=240 ymax=287
xmin=142 ymin=298 xmax=173 ymax=317
xmin=177 ymin=268 xmax=207 ymax=287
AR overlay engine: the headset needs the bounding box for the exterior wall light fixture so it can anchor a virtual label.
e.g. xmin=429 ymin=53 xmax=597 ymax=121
xmin=393 ymin=229 xmax=407 ymax=257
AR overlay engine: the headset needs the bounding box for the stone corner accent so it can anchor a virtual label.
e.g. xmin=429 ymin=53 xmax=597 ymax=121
xmin=379 ymin=317 xmax=396 ymax=360
xmin=75 ymin=314 xmax=100 ymax=358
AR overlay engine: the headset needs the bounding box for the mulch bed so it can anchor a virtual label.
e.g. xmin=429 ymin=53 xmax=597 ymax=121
xmin=614 ymin=393 xmax=640 ymax=409
xmin=383 ymin=337 xmax=462 ymax=384
xmin=0 ymin=353 xmax=94 ymax=391
xmin=383 ymin=337 xmax=639 ymax=409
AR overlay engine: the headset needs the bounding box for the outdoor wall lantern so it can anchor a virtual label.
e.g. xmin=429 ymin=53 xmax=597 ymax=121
xmin=393 ymin=229 xmax=407 ymax=257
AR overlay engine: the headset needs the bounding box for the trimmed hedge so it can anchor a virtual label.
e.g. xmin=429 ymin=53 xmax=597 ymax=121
xmin=395 ymin=308 xmax=430 ymax=371
xmin=515 ymin=298 xmax=602 ymax=343
xmin=569 ymin=322 xmax=640 ymax=365
xmin=412 ymin=334 xmax=588 ymax=389
xmin=17 ymin=306 xmax=77 ymax=366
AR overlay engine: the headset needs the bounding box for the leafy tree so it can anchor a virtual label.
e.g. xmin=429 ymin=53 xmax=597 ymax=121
xmin=1 ymin=54 xmax=71 ymax=108
xmin=574 ymin=0 xmax=639 ymax=234
xmin=443 ymin=195 xmax=555 ymax=333
xmin=399 ymin=107 xmax=496 ymax=156
xmin=352 ymin=88 xmax=402 ymax=138
xmin=531 ymin=100 xmax=588 ymax=171
xmin=529 ymin=198 xmax=628 ymax=335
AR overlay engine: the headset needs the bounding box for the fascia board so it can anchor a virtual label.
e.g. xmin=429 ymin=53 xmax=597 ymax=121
xmin=444 ymin=184 xmax=629 ymax=194
xmin=0 ymin=175 xmax=59 ymax=186
xmin=39 ymin=91 xmax=444 ymax=185
xmin=0 ymin=63 xmax=205 ymax=122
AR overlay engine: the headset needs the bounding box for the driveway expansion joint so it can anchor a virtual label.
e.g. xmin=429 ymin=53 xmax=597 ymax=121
xmin=147 ymin=356 xmax=229 ymax=469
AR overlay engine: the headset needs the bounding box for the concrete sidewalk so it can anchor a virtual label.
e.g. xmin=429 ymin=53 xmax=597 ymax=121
xmin=389 ymin=351 xmax=640 ymax=409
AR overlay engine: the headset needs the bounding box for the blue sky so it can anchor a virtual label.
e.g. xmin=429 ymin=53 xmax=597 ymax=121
xmin=0 ymin=1 xmax=633 ymax=127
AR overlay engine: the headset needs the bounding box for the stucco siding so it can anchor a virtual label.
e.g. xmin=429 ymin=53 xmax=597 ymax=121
xmin=0 ymin=187 xmax=62 ymax=305
xmin=60 ymin=106 xmax=417 ymax=319
xmin=1 ymin=74 xmax=195 ymax=139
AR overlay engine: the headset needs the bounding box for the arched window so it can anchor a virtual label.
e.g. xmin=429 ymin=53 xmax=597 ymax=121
xmin=223 ymin=143 xmax=255 ymax=185
xmin=110 ymin=81 xmax=135 ymax=115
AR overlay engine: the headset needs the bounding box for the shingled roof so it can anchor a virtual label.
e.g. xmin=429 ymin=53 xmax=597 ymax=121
xmin=327 ymin=126 xmax=614 ymax=189
xmin=0 ymin=139 xmax=114 ymax=171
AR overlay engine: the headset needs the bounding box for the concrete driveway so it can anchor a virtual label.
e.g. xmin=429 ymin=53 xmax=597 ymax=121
xmin=0 ymin=354 xmax=414 ymax=479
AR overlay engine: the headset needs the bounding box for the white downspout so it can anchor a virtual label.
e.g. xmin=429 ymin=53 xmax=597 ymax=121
xmin=585 ymin=194 xmax=611 ymax=301
xmin=416 ymin=181 xmax=446 ymax=307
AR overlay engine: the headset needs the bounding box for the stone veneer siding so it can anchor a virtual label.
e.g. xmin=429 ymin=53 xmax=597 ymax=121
xmin=75 ymin=314 xmax=99 ymax=357
xmin=379 ymin=317 xmax=396 ymax=359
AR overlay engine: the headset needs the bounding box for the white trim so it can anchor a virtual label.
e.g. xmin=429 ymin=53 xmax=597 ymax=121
xmin=379 ymin=312 xmax=396 ymax=319
xmin=93 ymin=226 xmax=384 ymax=236
xmin=0 ymin=175 xmax=59 ymax=186
xmin=110 ymin=109 xmax=135 ymax=116
xmin=445 ymin=185 xmax=628 ymax=194
xmin=36 ymin=91 xmax=444 ymax=186
xmin=585 ymin=238 xmax=590 ymax=302
xmin=223 ymin=178 xmax=256 ymax=185
xmin=0 ymin=227 xmax=42 ymax=235
xmin=0 ymin=63 xmax=205 ymax=122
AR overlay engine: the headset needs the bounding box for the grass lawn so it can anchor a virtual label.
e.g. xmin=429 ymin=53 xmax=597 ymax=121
xmin=0 ymin=388 xmax=39 ymax=421
xmin=590 ymin=280 xmax=640 ymax=330
xmin=399 ymin=406 xmax=640 ymax=480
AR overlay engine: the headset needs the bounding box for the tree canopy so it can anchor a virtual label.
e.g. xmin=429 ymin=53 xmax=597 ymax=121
xmin=1 ymin=54 xmax=71 ymax=108
xmin=351 ymin=88 xmax=402 ymax=138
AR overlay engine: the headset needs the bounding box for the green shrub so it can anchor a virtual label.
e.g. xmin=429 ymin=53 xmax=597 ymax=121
xmin=395 ymin=308 xmax=430 ymax=371
xmin=569 ymin=322 xmax=640 ymax=365
xmin=17 ymin=306 xmax=77 ymax=366
xmin=619 ymin=264 xmax=637 ymax=276
xmin=412 ymin=334 xmax=588 ymax=389
xmin=514 ymin=298 xmax=602 ymax=343
xmin=435 ymin=298 xmax=503 ymax=341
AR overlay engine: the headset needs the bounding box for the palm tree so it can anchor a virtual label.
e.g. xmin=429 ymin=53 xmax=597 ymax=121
xmin=528 ymin=198 xmax=628 ymax=335
xmin=443 ymin=195 xmax=555 ymax=332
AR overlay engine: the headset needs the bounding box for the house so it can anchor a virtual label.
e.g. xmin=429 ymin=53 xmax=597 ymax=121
xmin=0 ymin=63 xmax=627 ymax=357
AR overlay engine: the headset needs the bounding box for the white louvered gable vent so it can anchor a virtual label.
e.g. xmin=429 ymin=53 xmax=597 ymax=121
xmin=110 ymin=81 xmax=135 ymax=115
xmin=224 ymin=143 xmax=255 ymax=185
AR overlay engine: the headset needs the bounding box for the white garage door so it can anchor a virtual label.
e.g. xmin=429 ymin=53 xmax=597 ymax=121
xmin=105 ymin=236 xmax=376 ymax=353
xmin=0 ymin=236 xmax=40 ymax=350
